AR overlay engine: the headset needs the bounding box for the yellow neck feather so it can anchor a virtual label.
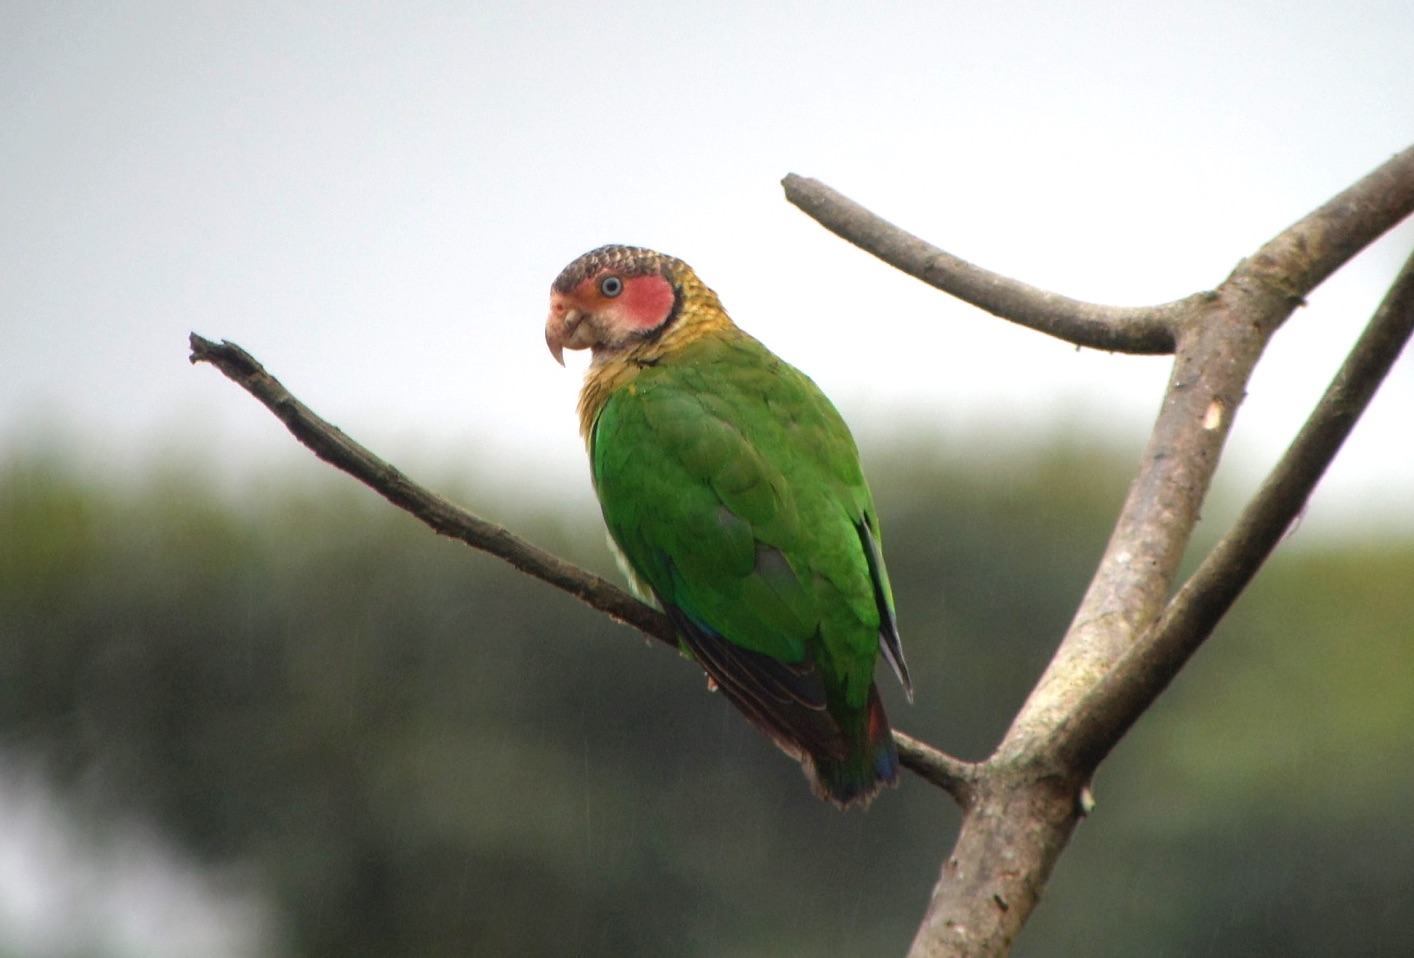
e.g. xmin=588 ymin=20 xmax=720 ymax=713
xmin=576 ymin=266 xmax=735 ymax=445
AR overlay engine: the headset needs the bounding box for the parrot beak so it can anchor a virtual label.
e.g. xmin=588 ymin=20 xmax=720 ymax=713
xmin=545 ymin=298 xmax=588 ymax=366
xmin=545 ymin=319 xmax=567 ymax=366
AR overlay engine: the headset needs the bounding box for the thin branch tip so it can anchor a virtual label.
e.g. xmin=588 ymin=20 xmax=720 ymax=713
xmin=189 ymin=333 xmax=264 ymax=379
xmin=188 ymin=331 xmax=215 ymax=362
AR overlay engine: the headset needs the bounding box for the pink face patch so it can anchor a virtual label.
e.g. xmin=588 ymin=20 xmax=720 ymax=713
xmin=575 ymin=270 xmax=675 ymax=334
xmin=616 ymin=273 xmax=676 ymax=331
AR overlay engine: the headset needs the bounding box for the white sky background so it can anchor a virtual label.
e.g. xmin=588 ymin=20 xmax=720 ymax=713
xmin=0 ymin=4 xmax=1411 ymax=952
xmin=3 ymin=0 xmax=1413 ymax=535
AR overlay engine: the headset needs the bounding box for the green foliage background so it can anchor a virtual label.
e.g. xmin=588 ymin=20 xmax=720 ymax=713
xmin=1 ymin=443 xmax=1411 ymax=956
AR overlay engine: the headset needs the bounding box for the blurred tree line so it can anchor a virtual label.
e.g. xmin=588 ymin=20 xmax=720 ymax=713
xmin=1 ymin=442 xmax=1410 ymax=957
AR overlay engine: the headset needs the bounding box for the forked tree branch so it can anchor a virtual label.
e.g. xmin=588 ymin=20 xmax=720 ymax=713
xmin=187 ymin=333 xmax=977 ymax=799
xmin=985 ymin=144 xmax=1414 ymax=762
xmin=804 ymin=145 xmax=1414 ymax=957
xmin=1060 ymin=244 xmax=1414 ymax=771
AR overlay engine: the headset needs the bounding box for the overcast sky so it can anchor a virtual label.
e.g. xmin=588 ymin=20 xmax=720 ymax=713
xmin=4 ymin=0 xmax=1412 ymax=534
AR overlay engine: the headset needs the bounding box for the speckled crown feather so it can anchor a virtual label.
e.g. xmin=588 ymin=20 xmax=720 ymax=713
xmin=551 ymin=245 xmax=688 ymax=293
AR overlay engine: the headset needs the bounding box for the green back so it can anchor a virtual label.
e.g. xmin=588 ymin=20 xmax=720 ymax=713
xmin=590 ymin=330 xmax=894 ymax=710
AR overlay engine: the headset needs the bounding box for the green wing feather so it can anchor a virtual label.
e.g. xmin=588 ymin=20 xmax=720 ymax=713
xmin=590 ymin=331 xmax=905 ymax=712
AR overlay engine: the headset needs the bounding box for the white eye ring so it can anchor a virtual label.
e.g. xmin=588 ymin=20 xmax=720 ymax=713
xmin=599 ymin=275 xmax=624 ymax=297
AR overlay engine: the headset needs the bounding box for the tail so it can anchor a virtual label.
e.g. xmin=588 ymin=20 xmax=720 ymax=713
xmin=665 ymin=606 xmax=899 ymax=810
xmin=803 ymin=684 xmax=900 ymax=811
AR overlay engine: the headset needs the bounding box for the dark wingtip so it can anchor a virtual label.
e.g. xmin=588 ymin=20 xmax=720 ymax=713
xmin=883 ymin=635 xmax=914 ymax=703
xmin=857 ymin=518 xmax=913 ymax=700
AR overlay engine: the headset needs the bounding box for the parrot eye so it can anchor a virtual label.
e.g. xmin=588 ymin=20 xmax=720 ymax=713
xmin=599 ymin=275 xmax=624 ymax=298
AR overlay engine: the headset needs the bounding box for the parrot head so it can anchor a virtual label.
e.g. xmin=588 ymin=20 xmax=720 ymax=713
xmin=545 ymin=245 xmax=698 ymax=365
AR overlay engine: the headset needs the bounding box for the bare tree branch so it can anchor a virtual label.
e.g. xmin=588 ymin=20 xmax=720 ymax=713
xmin=781 ymin=174 xmax=1187 ymax=354
xmin=187 ymin=333 xmax=978 ymax=799
xmin=895 ymin=731 xmax=979 ymax=808
xmin=1004 ymin=143 xmax=1414 ymax=762
xmin=1243 ymin=144 xmax=1414 ymax=301
xmin=814 ymin=144 xmax=1414 ymax=958
xmin=188 ymin=334 xmax=676 ymax=645
xmin=783 ymin=143 xmax=1414 ymax=358
xmin=998 ymin=290 xmax=1274 ymax=759
xmin=1059 ymin=243 xmax=1414 ymax=771
xmin=904 ymin=239 xmax=1414 ymax=955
